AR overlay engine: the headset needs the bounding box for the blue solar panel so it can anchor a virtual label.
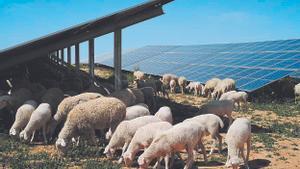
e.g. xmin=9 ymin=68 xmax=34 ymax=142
xmin=99 ymin=39 xmax=300 ymax=92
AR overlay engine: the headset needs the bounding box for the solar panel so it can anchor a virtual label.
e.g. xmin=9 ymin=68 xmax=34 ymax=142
xmin=99 ymin=39 xmax=300 ymax=92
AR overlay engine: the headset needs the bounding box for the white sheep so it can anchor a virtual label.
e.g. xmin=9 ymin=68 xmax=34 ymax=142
xmin=41 ymin=88 xmax=64 ymax=113
xmin=220 ymin=91 xmax=248 ymax=110
xmin=169 ymin=79 xmax=176 ymax=93
xmin=123 ymin=121 xmax=173 ymax=168
xmin=125 ymin=104 xmax=150 ymax=120
xmin=295 ymin=83 xmax=300 ymax=104
xmin=186 ymin=82 xmax=203 ymax=96
xmin=184 ymin=114 xmax=224 ymax=155
xmin=154 ymin=106 xmax=173 ymax=124
xmin=178 ymin=76 xmax=187 ymax=94
xmin=55 ymin=97 xmax=126 ymax=152
xmin=203 ymin=78 xmax=221 ymax=98
xmin=47 ymin=92 xmax=103 ymax=138
xmin=162 ymin=74 xmax=178 ymax=86
xmin=212 ymin=78 xmax=236 ymax=100
xmin=19 ymin=103 xmax=52 ymax=143
xmin=225 ymin=118 xmax=251 ymax=169
xmin=105 ymin=103 xmax=151 ymax=140
xmin=134 ymin=71 xmax=145 ymax=80
xmin=0 ymin=88 xmax=32 ymax=112
xmin=198 ymin=100 xmax=234 ymax=125
xmin=138 ymin=121 xmax=207 ymax=169
xmin=9 ymin=100 xmax=38 ymax=137
xmin=104 ymin=115 xmax=162 ymax=163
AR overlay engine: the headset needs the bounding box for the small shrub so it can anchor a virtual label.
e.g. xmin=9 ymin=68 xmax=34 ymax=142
xmin=83 ymin=159 xmax=121 ymax=169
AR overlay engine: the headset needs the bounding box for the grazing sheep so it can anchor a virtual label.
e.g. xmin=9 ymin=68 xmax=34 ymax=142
xmin=203 ymin=78 xmax=221 ymax=98
xmin=186 ymin=82 xmax=203 ymax=96
xmin=105 ymin=103 xmax=151 ymax=140
xmin=169 ymin=79 xmax=177 ymax=93
xmin=140 ymin=87 xmax=157 ymax=113
xmin=162 ymin=74 xmax=178 ymax=86
xmin=133 ymin=79 xmax=157 ymax=94
xmin=110 ymin=88 xmax=137 ymax=107
xmin=47 ymin=92 xmax=103 ymax=138
xmin=104 ymin=116 xmax=161 ymax=163
xmin=184 ymin=114 xmax=224 ymax=155
xmin=130 ymin=88 xmax=145 ymax=104
xmin=138 ymin=121 xmax=207 ymax=169
xmin=212 ymin=78 xmax=236 ymax=100
xmin=41 ymin=88 xmax=64 ymax=113
xmin=56 ymin=97 xmax=126 ymax=152
xmin=154 ymin=106 xmax=173 ymax=124
xmin=198 ymin=100 xmax=234 ymax=125
xmin=123 ymin=121 xmax=173 ymax=168
xmin=220 ymin=91 xmax=248 ymax=110
xmin=225 ymin=118 xmax=251 ymax=169
xmin=155 ymin=79 xmax=169 ymax=98
xmin=295 ymin=83 xmax=300 ymax=104
xmin=9 ymin=100 xmax=38 ymax=137
xmin=125 ymin=104 xmax=150 ymax=120
xmin=0 ymin=88 xmax=32 ymax=112
xmin=19 ymin=103 xmax=52 ymax=143
xmin=178 ymin=76 xmax=187 ymax=94
xmin=134 ymin=71 xmax=145 ymax=80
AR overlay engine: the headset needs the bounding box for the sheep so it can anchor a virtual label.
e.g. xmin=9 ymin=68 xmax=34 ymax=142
xmin=220 ymin=91 xmax=248 ymax=110
xmin=212 ymin=78 xmax=236 ymax=100
xmin=110 ymin=88 xmax=137 ymax=107
xmin=133 ymin=71 xmax=145 ymax=80
xmin=138 ymin=121 xmax=207 ymax=169
xmin=104 ymin=115 xmax=162 ymax=163
xmin=198 ymin=100 xmax=234 ymax=125
xmin=154 ymin=106 xmax=173 ymax=124
xmin=19 ymin=103 xmax=52 ymax=143
xmin=186 ymin=82 xmax=203 ymax=96
xmin=55 ymin=97 xmax=126 ymax=152
xmin=183 ymin=114 xmax=224 ymax=155
xmin=169 ymin=79 xmax=176 ymax=93
xmin=203 ymin=78 xmax=221 ymax=98
xmin=123 ymin=121 xmax=173 ymax=168
xmin=130 ymin=88 xmax=145 ymax=104
xmin=9 ymin=100 xmax=38 ymax=137
xmin=155 ymin=79 xmax=169 ymax=98
xmin=162 ymin=74 xmax=178 ymax=86
xmin=133 ymin=79 xmax=157 ymax=96
xmin=225 ymin=118 xmax=251 ymax=169
xmin=47 ymin=92 xmax=103 ymax=138
xmin=41 ymin=88 xmax=64 ymax=113
xmin=0 ymin=88 xmax=32 ymax=112
xmin=105 ymin=103 xmax=151 ymax=140
xmin=178 ymin=76 xmax=187 ymax=94
xmin=295 ymin=83 xmax=300 ymax=104
xmin=140 ymin=87 xmax=157 ymax=113
xmin=125 ymin=104 xmax=150 ymax=120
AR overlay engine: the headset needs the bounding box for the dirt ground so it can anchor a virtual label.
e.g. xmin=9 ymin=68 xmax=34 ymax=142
xmin=1 ymin=66 xmax=299 ymax=169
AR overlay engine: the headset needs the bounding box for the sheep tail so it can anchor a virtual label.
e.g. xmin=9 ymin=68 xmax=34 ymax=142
xmin=217 ymin=116 xmax=224 ymax=129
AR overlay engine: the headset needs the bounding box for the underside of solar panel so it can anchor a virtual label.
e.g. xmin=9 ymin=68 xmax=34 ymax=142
xmin=100 ymin=39 xmax=300 ymax=92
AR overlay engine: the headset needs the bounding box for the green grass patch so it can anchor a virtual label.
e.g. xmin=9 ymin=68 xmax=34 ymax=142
xmin=253 ymin=133 xmax=276 ymax=150
xmin=251 ymin=102 xmax=300 ymax=117
xmin=270 ymin=122 xmax=300 ymax=138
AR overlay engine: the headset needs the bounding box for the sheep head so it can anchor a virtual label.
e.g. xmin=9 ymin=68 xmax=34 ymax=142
xmin=226 ymin=156 xmax=242 ymax=169
xmin=137 ymin=156 xmax=149 ymax=169
xmin=123 ymin=152 xmax=133 ymax=167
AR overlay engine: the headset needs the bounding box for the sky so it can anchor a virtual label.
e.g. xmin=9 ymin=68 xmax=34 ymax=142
xmin=1 ymin=0 xmax=300 ymax=62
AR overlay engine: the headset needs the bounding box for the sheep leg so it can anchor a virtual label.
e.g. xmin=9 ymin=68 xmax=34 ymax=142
xmin=169 ymin=153 xmax=175 ymax=169
xmin=30 ymin=131 xmax=36 ymax=143
xmin=42 ymin=125 xmax=48 ymax=144
xmin=217 ymin=134 xmax=222 ymax=154
xmin=240 ymin=146 xmax=247 ymax=168
xmin=164 ymin=155 xmax=170 ymax=169
xmin=118 ymin=142 xmax=129 ymax=164
xmin=86 ymin=129 xmax=96 ymax=146
xmin=184 ymin=145 xmax=194 ymax=169
xmin=198 ymin=140 xmax=207 ymax=163
xmin=153 ymin=157 xmax=162 ymax=169
xmin=245 ymin=138 xmax=251 ymax=169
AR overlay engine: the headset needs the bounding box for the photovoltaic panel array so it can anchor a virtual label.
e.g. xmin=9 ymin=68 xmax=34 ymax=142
xmin=100 ymin=39 xmax=300 ymax=92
